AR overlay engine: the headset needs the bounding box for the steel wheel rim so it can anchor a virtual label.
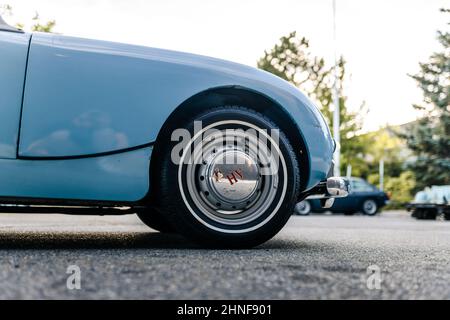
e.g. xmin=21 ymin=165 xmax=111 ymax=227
xmin=178 ymin=120 xmax=288 ymax=233
xmin=185 ymin=128 xmax=278 ymax=225
xmin=363 ymin=200 xmax=377 ymax=215
xmin=296 ymin=201 xmax=311 ymax=215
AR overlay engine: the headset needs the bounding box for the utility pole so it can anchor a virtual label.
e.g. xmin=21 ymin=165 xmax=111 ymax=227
xmin=346 ymin=164 xmax=352 ymax=178
xmin=379 ymin=159 xmax=384 ymax=191
xmin=332 ymin=0 xmax=341 ymax=177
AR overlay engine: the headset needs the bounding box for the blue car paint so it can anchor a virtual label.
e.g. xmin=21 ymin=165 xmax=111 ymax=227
xmin=0 ymin=31 xmax=334 ymax=202
xmin=0 ymin=32 xmax=30 ymax=159
xmin=21 ymin=33 xmax=333 ymax=183
xmin=0 ymin=147 xmax=151 ymax=202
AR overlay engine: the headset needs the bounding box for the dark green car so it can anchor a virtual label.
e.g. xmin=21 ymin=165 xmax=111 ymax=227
xmin=295 ymin=177 xmax=389 ymax=216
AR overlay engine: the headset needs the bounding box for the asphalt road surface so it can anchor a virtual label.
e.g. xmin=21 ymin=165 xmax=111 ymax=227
xmin=0 ymin=211 xmax=449 ymax=299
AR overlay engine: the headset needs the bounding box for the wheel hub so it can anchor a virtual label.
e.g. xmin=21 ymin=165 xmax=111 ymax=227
xmin=199 ymin=149 xmax=261 ymax=211
xmin=364 ymin=200 xmax=376 ymax=214
xmin=181 ymin=121 xmax=286 ymax=228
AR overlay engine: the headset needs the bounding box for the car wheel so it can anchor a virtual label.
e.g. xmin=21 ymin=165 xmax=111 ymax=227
xmin=444 ymin=211 xmax=450 ymax=221
xmin=136 ymin=207 xmax=176 ymax=233
xmin=294 ymin=201 xmax=311 ymax=215
xmin=153 ymin=106 xmax=300 ymax=248
xmin=436 ymin=212 xmax=446 ymax=221
xmin=419 ymin=208 xmax=437 ymax=220
xmin=362 ymin=199 xmax=378 ymax=216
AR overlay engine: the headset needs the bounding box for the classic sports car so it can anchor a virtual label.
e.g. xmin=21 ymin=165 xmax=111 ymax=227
xmin=295 ymin=177 xmax=389 ymax=216
xmin=0 ymin=17 xmax=348 ymax=247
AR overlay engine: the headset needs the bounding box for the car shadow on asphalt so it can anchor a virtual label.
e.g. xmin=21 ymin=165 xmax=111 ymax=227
xmin=0 ymin=231 xmax=197 ymax=250
xmin=0 ymin=231 xmax=305 ymax=250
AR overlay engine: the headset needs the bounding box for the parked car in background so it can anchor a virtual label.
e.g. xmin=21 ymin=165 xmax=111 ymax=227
xmin=295 ymin=177 xmax=389 ymax=216
xmin=407 ymin=186 xmax=450 ymax=220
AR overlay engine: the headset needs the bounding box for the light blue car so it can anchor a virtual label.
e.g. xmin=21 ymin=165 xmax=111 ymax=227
xmin=0 ymin=18 xmax=348 ymax=247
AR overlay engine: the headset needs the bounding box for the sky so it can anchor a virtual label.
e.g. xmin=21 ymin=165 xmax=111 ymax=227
xmin=2 ymin=0 xmax=448 ymax=132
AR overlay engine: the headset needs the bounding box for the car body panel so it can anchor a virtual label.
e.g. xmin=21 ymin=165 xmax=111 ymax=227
xmin=0 ymin=147 xmax=151 ymax=202
xmin=0 ymin=30 xmax=335 ymax=202
xmin=0 ymin=32 xmax=30 ymax=159
xmin=327 ymin=191 xmax=387 ymax=212
xmin=18 ymin=32 xmax=333 ymax=190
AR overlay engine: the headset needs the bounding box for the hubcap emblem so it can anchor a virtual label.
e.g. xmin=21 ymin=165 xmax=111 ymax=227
xmin=205 ymin=151 xmax=261 ymax=204
xmin=213 ymin=169 xmax=224 ymax=182
xmin=213 ymin=169 xmax=244 ymax=185
xmin=226 ymin=169 xmax=243 ymax=185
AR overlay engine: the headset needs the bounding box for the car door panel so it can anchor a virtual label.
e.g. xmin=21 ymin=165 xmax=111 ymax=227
xmin=0 ymin=31 xmax=31 ymax=159
xmin=0 ymin=31 xmax=150 ymax=202
xmin=332 ymin=195 xmax=358 ymax=212
xmin=0 ymin=147 xmax=151 ymax=202
xmin=18 ymin=33 xmax=226 ymax=158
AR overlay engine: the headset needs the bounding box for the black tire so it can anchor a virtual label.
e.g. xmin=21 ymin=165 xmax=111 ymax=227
xmin=152 ymin=106 xmax=300 ymax=248
xmin=444 ymin=209 xmax=450 ymax=221
xmin=361 ymin=199 xmax=378 ymax=216
xmin=423 ymin=208 xmax=437 ymax=220
xmin=412 ymin=208 xmax=423 ymax=219
xmin=413 ymin=208 xmax=437 ymax=220
xmin=136 ymin=207 xmax=176 ymax=233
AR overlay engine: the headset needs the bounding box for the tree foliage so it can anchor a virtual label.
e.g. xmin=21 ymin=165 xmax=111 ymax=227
xmin=385 ymin=171 xmax=416 ymax=205
xmin=363 ymin=127 xmax=407 ymax=178
xmin=402 ymin=8 xmax=450 ymax=190
xmin=257 ymin=31 xmax=367 ymax=174
xmin=18 ymin=12 xmax=55 ymax=33
xmin=1 ymin=5 xmax=55 ymax=33
xmin=368 ymin=171 xmax=416 ymax=208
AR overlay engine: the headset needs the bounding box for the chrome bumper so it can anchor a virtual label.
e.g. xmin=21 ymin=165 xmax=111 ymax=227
xmin=325 ymin=177 xmax=350 ymax=198
xmin=301 ymin=177 xmax=351 ymax=208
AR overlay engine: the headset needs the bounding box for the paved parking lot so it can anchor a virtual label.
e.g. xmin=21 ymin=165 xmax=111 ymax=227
xmin=0 ymin=211 xmax=449 ymax=299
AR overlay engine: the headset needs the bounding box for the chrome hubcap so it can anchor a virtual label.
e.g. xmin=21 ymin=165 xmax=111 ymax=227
xmin=364 ymin=200 xmax=377 ymax=214
xmin=181 ymin=121 xmax=284 ymax=228
xmin=199 ymin=150 xmax=261 ymax=211
xmin=296 ymin=201 xmax=311 ymax=215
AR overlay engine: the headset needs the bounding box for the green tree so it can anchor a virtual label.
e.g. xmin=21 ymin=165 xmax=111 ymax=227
xmin=17 ymin=12 xmax=55 ymax=32
xmin=257 ymin=31 xmax=367 ymax=174
xmin=1 ymin=5 xmax=55 ymax=33
xmin=385 ymin=171 xmax=416 ymax=205
xmin=368 ymin=171 xmax=416 ymax=208
xmin=402 ymin=8 xmax=450 ymax=190
xmin=363 ymin=126 xmax=407 ymax=178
